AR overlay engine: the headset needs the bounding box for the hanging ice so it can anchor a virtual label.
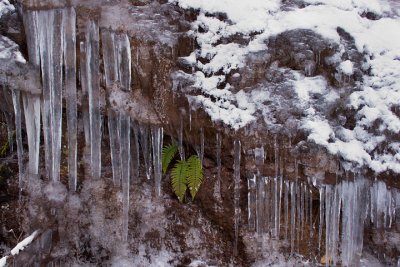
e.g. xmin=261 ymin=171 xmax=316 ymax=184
xmin=63 ymin=8 xmax=77 ymax=190
xmin=22 ymin=94 xmax=41 ymax=176
xmin=131 ymin=121 xmax=140 ymax=183
xmin=256 ymin=174 xmax=265 ymax=234
xmin=22 ymin=10 xmax=41 ymax=176
xmin=102 ymin=29 xmax=121 ymax=187
xmin=79 ymin=41 xmax=90 ymax=147
xmin=290 ymin=181 xmax=296 ymax=253
xmin=254 ymin=146 xmax=264 ymax=165
xmin=341 ymin=179 xmax=368 ymax=266
xmin=85 ymin=19 xmax=101 ymax=179
xmin=140 ymin=124 xmax=152 ymax=180
xmin=120 ymin=115 xmax=130 ymax=241
xmin=247 ymin=174 xmax=256 ymax=231
xmin=178 ymin=113 xmax=185 ymax=160
xmin=233 ymin=139 xmax=241 ymax=256
xmin=152 ymin=126 xmax=163 ymax=197
xmin=108 ymin=110 xmax=121 ymax=186
xmin=12 ymin=90 xmax=23 ymax=188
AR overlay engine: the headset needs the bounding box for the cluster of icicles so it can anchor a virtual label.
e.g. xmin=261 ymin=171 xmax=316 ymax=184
xmin=12 ymin=7 xmax=164 ymax=243
xmin=6 ymin=6 xmax=400 ymax=266
xmin=245 ymin=146 xmax=400 ymax=266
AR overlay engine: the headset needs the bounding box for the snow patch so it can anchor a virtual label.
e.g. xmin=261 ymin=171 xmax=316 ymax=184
xmin=0 ymin=36 xmax=26 ymax=63
xmin=0 ymin=0 xmax=15 ymax=18
xmin=339 ymin=60 xmax=354 ymax=75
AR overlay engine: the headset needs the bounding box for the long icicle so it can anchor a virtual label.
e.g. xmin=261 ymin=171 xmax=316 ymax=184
xmin=22 ymin=10 xmax=41 ymax=177
xmin=120 ymin=115 xmax=130 ymax=241
xmin=152 ymin=126 xmax=163 ymax=197
xmin=233 ymin=140 xmax=241 ymax=256
xmin=63 ymin=7 xmax=77 ymax=190
xmin=85 ymin=19 xmax=101 ymax=179
xmin=12 ymin=90 xmax=24 ymax=188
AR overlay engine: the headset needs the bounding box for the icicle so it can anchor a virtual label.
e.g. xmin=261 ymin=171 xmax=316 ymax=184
xmin=248 ymin=175 xmax=256 ymax=231
xmin=102 ymin=29 xmax=121 ymax=186
xmin=233 ymin=140 xmax=241 ymax=256
xmin=12 ymin=90 xmax=23 ymax=188
xmin=120 ymin=115 xmax=130 ymax=241
xmin=152 ymin=126 xmax=163 ymax=197
xmin=318 ymin=186 xmax=325 ymax=252
xmin=199 ymin=127 xmax=204 ymax=163
xmin=300 ymin=182 xmax=305 ymax=240
xmin=140 ymin=124 xmax=152 ymax=180
xmin=116 ymin=34 xmax=131 ymax=91
xmin=290 ymin=181 xmax=296 ymax=254
xmin=256 ymin=174 xmax=265 ymax=234
xmin=254 ymin=146 xmax=264 ymax=165
xmin=370 ymin=180 xmax=389 ymax=229
xmin=85 ymin=19 xmax=101 ymax=179
xmin=215 ymin=132 xmax=222 ymax=199
xmin=284 ymin=179 xmax=289 ymax=240
xmin=305 ymin=184 xmax=309 ymax=225
xmin=325 ymin=185 xmax=332 ymax=266
xmin=108 ymin=110 xmax=121 ymax=186
xmin=63 ymin=7 xmax=77 ymax=191
xmin=22 ymin=94 xmax=41 ymax=176
xmin=296 ymin=181 xmax=301 ymax=249
xmin=273 ymin=137 xmax=278 ymax=237
xmin=189 ymin=108 xmax=192 ymax=131
xmin=101 ymin=29 xmax=117 ymax=87
xmin=178 ymin=113 xmax=185 ymax=160
xmin=265 ymin=177 xmax=271 ymax=233
xmin=131 ymin=121 xmax=140 ymax=183
xmin=330 ymin=184 xmax=341 ymax=265
xmin=80 ymin=41 xmax=90 ymax=147
xmin=22 ymin=10 xmax=41 ymax=177
xmin=309 ymin=188 xmax=313 ymax=237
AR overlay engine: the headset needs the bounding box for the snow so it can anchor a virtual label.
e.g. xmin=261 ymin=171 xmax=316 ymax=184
xmin=0 ymin=36 xmax=26 ymax=63
xmin=0 ymin=256 xmax=7 ymax=267
xmin=339 ymin=60 xmax=354 ymax=75
xmin=0 ymin=0 xmax=14 ymax=18
xmin=10 ymin=231 xmax=38 ymax=255
xmin=0 ymin=230 xmax=40 ymax=265
xmin=293 ymin=75 xmax=327 ymax=103
xmin=170 ymin=0 xmax=400 ymax=173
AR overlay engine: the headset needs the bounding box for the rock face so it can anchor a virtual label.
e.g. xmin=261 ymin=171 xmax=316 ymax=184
xmin=0 ymin=0 xmax=400 ymax=266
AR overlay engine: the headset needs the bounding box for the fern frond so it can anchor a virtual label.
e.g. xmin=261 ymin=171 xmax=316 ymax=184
xmin=171 ymin=160 xmax=188 ymax=202
xmin=186 ymin=155 xmax=203 ymax=200
xmin=162 ymin=144 xmax=178 ymax=174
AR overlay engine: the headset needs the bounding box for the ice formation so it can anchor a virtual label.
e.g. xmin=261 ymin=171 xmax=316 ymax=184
xmin=246 ymin=172 xmax=400 ymax=266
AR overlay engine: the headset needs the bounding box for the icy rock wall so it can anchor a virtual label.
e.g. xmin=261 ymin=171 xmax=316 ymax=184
xmin=1 ymin=0 xmax=400 ymax=265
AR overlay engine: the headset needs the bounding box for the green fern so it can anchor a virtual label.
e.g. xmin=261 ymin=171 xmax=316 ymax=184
xmin=186 ymin=155 xmax=203 ymax=200
xmin=171 ymin=160 xmax=188 ymax=203
xmin=162 ymin=144 xmax=178 ymax=174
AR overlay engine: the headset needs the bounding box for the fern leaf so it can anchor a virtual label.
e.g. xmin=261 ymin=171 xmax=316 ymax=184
xmin=186 ymin=155 xmax=203 ymax=200
xmin=162 ymin=144 xmax=178 ymax=174
xmin=171 ymin=160 xmax=188 ymax=202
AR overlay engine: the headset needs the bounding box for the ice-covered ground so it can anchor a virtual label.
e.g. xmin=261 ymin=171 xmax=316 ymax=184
xmin=170 ymin=0 xmax=400 ymax=174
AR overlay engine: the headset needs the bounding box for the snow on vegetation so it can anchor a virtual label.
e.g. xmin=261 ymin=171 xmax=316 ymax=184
xmin=170 ymin=0 xmax=400 ymax=173
xmin=0 ymin=231 xmax=39 ymax=267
